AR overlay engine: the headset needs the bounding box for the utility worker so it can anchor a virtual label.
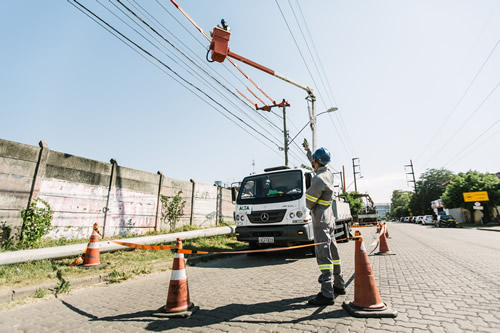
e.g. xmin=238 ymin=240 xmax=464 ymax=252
xmin=306 ymin=147 xmax=346 ymax=305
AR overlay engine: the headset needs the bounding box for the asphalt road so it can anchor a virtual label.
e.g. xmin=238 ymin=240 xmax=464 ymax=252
xmin=1 ymin=222 xmax=499 ymax=332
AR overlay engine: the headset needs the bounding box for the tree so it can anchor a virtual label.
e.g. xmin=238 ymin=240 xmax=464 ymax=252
xmin=409 ymin=168 xmax=455 ymax=215
xmin=441 ymin=171 xmax=500 ymax=223
xmin=340 ymin=191 xmax=363 ymax=219
xmin=389 ymin=190 xmax=413 ymax=218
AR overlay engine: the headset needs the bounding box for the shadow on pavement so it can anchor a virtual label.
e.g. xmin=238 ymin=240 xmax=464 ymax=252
xmin=61 ymin=295 xmax=351 ymax=331
xmin=191 ymin=248 xmax=315 ymax=269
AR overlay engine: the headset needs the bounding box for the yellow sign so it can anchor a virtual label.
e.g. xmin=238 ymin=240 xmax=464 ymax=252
xmin=463 ymin=191 xmax=489 ymax=202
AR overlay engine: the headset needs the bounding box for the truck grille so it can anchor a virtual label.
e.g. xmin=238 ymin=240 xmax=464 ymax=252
xmin=248 ymin=209 xmax=287 ymax=224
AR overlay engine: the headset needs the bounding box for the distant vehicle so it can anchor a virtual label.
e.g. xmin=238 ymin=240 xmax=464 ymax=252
xmin=416 ymin=216 xmax=424 ymax=224
xmin=409 ymin=216 xmax=416 ymax=223
xmin=435 ymin=215 xmax=459 ymax=228
xmin=399 ymin=217 xmax=404 ymax=222
xmin=353 ymin=193 xmax=378 ymax=225
xmin=403 ymin=217 xmax=410 ymax=223
xmin=421 ymin=215 xmax=434 ymax=225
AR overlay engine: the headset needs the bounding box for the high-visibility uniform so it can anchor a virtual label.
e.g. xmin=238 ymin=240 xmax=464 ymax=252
xmin=306 ymin=166 xmax=345 ymax=298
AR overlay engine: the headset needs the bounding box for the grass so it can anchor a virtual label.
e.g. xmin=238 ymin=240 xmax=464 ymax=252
xmin=0 ymin=234 xmax=246 ymax=291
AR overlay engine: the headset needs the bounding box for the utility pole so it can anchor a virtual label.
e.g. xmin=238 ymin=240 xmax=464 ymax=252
xmin=405 ymin=159 xmax=417 ymax=191
xmin=342 ymin=165 xmax=346 ymax=193
xmin=282 ymin=99 xmax=289 ymax=166
xmin=352 ymin=158 xmax=361 ymax=192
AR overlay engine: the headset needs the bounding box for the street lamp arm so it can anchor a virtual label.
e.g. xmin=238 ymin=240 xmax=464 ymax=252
xmin=289 ymin=108 xmax=338 ymax=146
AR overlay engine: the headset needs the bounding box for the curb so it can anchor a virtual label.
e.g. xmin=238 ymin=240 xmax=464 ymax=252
xmin=0 ymin=250 xmax=245 ymax=306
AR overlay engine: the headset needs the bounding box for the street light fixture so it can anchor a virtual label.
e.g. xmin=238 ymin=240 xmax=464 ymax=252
xmin=289 ymin=107 xmax=338 ymax=146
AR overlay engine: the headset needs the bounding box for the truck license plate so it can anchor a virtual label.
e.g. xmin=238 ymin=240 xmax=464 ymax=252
xmin=258 ymin=237 xmax=274 ymax=244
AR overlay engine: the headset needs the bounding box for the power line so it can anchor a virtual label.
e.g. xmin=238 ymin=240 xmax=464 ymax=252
xmin=443 ymin=119 xmax=500 ymax=168
xmin=293 ymin=0 xmax=358 ymax=156
xmin=117 ymin=0 xmax=285 ymax=138
xmin=69 ymin=0 xmax=283 ymax=156
xmin=420 ymin=82 xmax=499 ymax=170
xmin=415 ymin=39 xmax=500 ymax=163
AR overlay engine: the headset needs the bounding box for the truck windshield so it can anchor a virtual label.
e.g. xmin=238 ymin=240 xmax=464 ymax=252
xmin=237 ymin=170 xmax=303 ymax=205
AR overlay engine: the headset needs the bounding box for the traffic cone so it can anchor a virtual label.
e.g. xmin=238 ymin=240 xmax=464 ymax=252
xmin=153 ymin=238 xmax=198 ymax=318
xmin=375 ymin=225 xmax=395 ymax=256
xmin=82 ymin=223 xmax=103 ymax=267
xmin=384 ymin=223 xmax=391 ymax=239
xmin=342 ymin=231 xmax=397 ymax=318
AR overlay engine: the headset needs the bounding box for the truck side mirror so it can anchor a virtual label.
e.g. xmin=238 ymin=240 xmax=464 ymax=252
xmin=231 ymin=187 xmax=237 ymax=203
xmin=305 ymin=173 xmax=312 ymax=189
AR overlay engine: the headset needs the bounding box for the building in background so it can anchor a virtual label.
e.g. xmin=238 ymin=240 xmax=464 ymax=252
xmin=374 ymin=203 xmax=391 ymax=218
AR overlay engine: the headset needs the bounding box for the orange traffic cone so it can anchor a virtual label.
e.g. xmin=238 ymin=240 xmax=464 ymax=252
xmin=384 ymin=223 xmax=391 ymax=239
xmin=375 ymin=225 xmax=395 ymax=256
xmin=82 ymin=223 xmax=103 ymax=267
xmin=342 ymin=231 xmax=397 ymax=318
xmin=153 ymin=238 xmax=198 ymax=318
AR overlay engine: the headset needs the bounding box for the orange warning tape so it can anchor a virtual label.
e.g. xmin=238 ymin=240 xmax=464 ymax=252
xmin=112 ymin=241 xmax=178 ymax=251
xmin=351 ymin=224 xmax=382 ymax=228
xmin=111 ymin=240 xmax=327 ymax=254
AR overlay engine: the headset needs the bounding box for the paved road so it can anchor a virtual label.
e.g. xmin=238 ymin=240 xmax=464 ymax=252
xmin=1 ymin=223 xmax=500 ymax=332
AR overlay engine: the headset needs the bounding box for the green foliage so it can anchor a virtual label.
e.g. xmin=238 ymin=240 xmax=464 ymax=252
xmin=20 ymin=198 xmax=53 ymax=249
xmin=442 ymin=171 xmax=500 ymax=222
xmin=389 ymin=190 xmax=413 ymax=218
xmin=0 ymin=221 xmax=13 ymax=250
xmin=160 ymin=191 xmax=187 ymax=232
xmin=409 ymin=168 xmax=455 ymax=215
xmin=105 ymin=269 xmax=132 ymax=283
xmin=340 ymin=192 xmax=363 ymax=217
xmin=34 ymin=288 xmax=47 ymax=298
xmin=54 ymin=269 xmax=70 ymax=296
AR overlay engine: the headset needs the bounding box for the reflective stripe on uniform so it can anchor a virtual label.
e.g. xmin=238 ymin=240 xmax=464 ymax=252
xmin=318 ymin=264 xmax=333 ymax=271
xmin=306 ymin=193 xmax=318 ymax=203
xmin=317 ymin=199 xmax=333 ymax=206
xmin=332 ymin=260 xmax=341 ymax=265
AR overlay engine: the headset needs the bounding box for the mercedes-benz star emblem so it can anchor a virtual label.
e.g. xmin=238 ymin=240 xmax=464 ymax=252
xmin=260 ymin=213 xmax=270 ymax=222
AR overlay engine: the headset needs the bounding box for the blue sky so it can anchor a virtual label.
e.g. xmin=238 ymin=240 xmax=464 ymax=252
xmin=1 ymin=0 xmax=499 ymax=203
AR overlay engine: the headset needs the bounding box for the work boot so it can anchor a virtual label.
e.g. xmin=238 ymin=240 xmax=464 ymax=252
xmin=308 ymin=292 xmax=334 ymax=306
xmin=334 ymin=287 xmax=346 ymax=295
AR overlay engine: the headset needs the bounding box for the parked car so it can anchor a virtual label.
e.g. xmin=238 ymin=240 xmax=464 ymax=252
xmin=421 ymin=215 xmax=434 ymax=225
xmin=435 ymin=215 xmax=459 ymax=228
xmin=400 ymin=217 xmax=404 ymax=222
xmin=416 ymin=216 xmax=424 ymax=224
xmin=403 ymin=216 xmax=410 ymax=223
xmin=410 ymin=216 xmax=417 ymax=223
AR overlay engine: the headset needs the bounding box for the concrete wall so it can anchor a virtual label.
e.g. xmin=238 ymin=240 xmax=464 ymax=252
xmin=0 ymin=139 xmax=235 ymax=240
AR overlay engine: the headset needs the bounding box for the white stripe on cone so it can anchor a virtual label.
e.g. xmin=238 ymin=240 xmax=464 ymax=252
xmin=170 ymin=269 xmax=187 ymax=281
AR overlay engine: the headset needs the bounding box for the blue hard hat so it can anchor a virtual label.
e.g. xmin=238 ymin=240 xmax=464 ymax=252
xmin=312 ymin=147 xmax=331 ymax=165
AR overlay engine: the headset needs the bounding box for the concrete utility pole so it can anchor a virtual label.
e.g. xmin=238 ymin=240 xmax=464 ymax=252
xmin=282 ymin=99 xmax=289 ymax=166
xmin=405 ymin=160 xmax=417 ymax=191
xmin=352 ymin=158 xmax=361 ymax=192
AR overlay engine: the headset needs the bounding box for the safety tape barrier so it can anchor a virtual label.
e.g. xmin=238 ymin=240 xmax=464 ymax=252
xmin=351 ymin=224 xmax=382 ymax=228
xmin=111 ymin=240 xmax=328 ymax=254
xmin=335 ymin=236 xmax=362 ymax=242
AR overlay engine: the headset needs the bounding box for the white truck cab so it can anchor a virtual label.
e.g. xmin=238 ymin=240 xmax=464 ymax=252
xmin=232 ymin=166 xmax=351 ymax=248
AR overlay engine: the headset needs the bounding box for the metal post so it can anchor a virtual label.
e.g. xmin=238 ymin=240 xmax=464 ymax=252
xmin=311 ymin=95 xmax=317 ymax=151
xmin=405 ymin=160 xmax=417 ymax=192
xmin=154 ymin=171 xmax=163 ymax=232
xmin=352 ymin=159 xmax=357 ymax=192
xmin=103 ymin=158 xmax=117 ymax=238
xmin=342 ymin=165 xmax=346 ymax=193
xmin=189 ymin=179 xmax=196 ymax=226
xmin=282 ymin=99 xmax=289 ymax=166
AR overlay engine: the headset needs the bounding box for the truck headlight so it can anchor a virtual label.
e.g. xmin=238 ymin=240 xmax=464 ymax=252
xmin=289 ymin=212 xmax=295 ymax=219
xmin=296 ymin=211 xmax=303 ymax=218
xmin=235 ymin=215 xmax=240 ymax=221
